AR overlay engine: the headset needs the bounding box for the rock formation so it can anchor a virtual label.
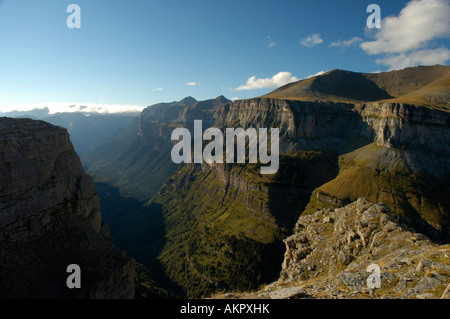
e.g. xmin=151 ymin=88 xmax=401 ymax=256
xmin=0 ymin=117 xmax=135 ymax=298
xmin=218 ymin=198 xmax=450 ymax=299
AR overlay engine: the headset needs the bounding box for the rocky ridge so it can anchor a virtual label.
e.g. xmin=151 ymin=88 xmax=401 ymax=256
xmin=0 ymin=117 xmax=135 ymax=298
xmin=218 ymin=198 xmax=450 ymax=299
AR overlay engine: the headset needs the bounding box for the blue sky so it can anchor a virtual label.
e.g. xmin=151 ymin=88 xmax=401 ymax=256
xmin=0 ymin=0 xmax=449 ymax=112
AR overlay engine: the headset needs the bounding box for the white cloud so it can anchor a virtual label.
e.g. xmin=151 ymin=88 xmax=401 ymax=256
xmin=306 ymin=70 xmax=326 ymax=78
xmin=231 ymin=97 xmax=240 ymax=101
xmin=361 ymin=0 xmax=450 ymax=55
xmin=330 ymin=37 xmax=363 ymax=48
xmin=153 ymin=88 xmax=163 ymax=92
xmin=1 ymin=102 xmax=145 ymax=114
xmin=186 ymin=82 xmax=197 ymax=86
xmin=236 ymin=71 xmax=299 ymax=91
xmin=267 ymin=35 xmax=276 ymax=48
xmin=300 ymin=34 xmax=323 ymax=48
xmin=375 ymin=48 xmax=450 ymax=70
xmin=360 ymin=0 xmax=450 ymax=70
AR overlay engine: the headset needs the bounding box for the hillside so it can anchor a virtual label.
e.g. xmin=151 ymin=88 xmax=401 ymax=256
xmin=264 ymin=64 xmax=450 ymax=111
xmin=42 ymin=113 xmax=136 ymax=157
xmin=83 ymin=96 xmax=230 ymax=201
xmin=147 ymin=153 xmax=337 ymax=297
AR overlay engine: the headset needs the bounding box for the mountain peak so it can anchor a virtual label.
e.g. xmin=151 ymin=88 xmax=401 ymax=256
xmin=214 ymin=95 xmax=231 ymax=103
xmin=263 ymin=65 xmax=450 ymax=109
xmin=179 ymin=96 xmax=197 ymax=106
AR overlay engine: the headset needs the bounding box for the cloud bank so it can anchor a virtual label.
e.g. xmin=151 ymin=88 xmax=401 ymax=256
xmin=0 ymin=102 xmax=145 ymax=115
xmin=360 ymin=0 xmax=450 ymax=70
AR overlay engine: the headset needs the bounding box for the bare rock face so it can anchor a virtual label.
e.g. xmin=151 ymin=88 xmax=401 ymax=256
xmin=276 ymin=198 xmax=450 ymax=299
xmin=0 ymin=117 xmax=135 ymax=298
xmin=218 ymin=198 xmax=450 ymax=299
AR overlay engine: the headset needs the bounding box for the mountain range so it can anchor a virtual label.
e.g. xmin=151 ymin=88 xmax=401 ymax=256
xmin=0 ymin=109 xmax=137 ymax=157
xmin=81 ymin=64 xmax=450 ymax=298
xmin=265 ymin=65 xmax=450 ymax=111
xmin=1 ymin=64 xmax=449 ymax=299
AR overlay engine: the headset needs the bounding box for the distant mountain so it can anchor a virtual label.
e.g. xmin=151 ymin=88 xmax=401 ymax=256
xmin=83 ymin=96 xmax=231 ymax=201
xmin=264 ymin=64 xmax=450 ymax=111
xmin=42 ymin=113 xmax=137 ymax=157
xmin=0 ymin=107 xmax=52 ymax=119
xmin=0 ymin=117 xmax=135 ymax=298
xmin=0 ymin=109 xmax=138 ymax=157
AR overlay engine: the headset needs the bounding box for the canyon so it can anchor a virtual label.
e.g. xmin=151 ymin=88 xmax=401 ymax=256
xmin=1 ymin=65 xmax=449 ymax=299
xmin=84 ymin=65 xmax=450 ymax=298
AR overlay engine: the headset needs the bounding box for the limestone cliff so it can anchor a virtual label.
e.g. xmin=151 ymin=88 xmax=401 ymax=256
xmin=0 ymin=117 xmax=135 ymax=298
xmin=213 ymin=97 xmax=450 ymax=241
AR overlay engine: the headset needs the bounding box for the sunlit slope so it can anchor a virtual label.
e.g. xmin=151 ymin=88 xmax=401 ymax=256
xmin=304 ymin=143 xmax=450 ymax=240
xmin=264 ymin=65 xmax=450 ymax=110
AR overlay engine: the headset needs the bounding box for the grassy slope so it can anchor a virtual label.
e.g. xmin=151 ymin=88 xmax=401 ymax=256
xmin=303 ymin=143 xmax=450 ymax=241
xmin=151 ymin=165 xmax=282 ymax=297
xmin=264 ymin=65 xmax=450 ymax=111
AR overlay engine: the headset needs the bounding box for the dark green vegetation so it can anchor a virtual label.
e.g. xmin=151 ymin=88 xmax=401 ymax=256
xmin=84 ymin=65 xmax=450 ymax=298
xmin=94 ymin=183 xmax=184 ymax=298
xmin=134 ymin=262 xmax=182 ymax=299
xmin=148 ymin=151 xmax=337 ymax=297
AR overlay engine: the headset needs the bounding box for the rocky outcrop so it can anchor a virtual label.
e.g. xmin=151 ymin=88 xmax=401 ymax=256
xmin=0 ymin=117 xmax=135 ymax=298
xmin=219 ymin=198 xmax=449 ymax=299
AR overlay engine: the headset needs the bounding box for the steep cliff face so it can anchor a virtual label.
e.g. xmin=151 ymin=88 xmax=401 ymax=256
xmin=359 ymin=102 xmax=450 ymax=152
xmin=308 ymin=102 xmax=450 ymax=241
xmin=214 ymin=98 xmax=370 ymax=153
xmin=215 ymin=98 xmax=449 ymax=157
xmin=0 ymin=117 xmax=135 ymax=298
xmin=214 ymin=97 xmax=450 ymax=241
